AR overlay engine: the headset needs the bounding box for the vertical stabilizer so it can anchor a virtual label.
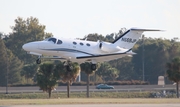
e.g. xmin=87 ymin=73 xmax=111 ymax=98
xmin=112 ymin=28 xmax=161 ymax=49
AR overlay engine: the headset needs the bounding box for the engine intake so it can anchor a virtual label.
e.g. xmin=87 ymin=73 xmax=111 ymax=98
xmin=99 ymin=42 xmax=121 ymax=52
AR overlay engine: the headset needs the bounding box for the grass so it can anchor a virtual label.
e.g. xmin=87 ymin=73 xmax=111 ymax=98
xmin=0 ymin=92 xmax=157 ymax=99
xmin=0 ymin=98 xmax=180 ymax=105
xmin=0 ymin=92 xmax=178 ymax=105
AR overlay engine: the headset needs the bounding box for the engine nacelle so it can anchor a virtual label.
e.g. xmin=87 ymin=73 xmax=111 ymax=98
xmin=99 ymin=42 xmax=121 ymax=52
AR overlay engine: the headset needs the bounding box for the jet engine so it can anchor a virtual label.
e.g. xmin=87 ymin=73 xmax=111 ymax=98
xmin=98 ymin=42 xmax=121 ymax=53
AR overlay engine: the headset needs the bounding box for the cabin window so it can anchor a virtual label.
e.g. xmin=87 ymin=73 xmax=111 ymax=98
xmin=73 ymin=42 xmax=77 ymax=45
xmin=86 ymin=43 xmax=90 ymax=46
xmin=57 ymin=39 xmax=63 ymax=44
xmin=80 ymin=42 xmax=84 ymax=46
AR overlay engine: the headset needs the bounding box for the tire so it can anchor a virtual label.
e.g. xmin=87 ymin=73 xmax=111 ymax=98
xmin=66 ymin=65 xmax=73 ymax=71
xmin=91 ymin=64 xmax=97 ymax=70
xmin=36 ymin=59 xmax=41 ymax=64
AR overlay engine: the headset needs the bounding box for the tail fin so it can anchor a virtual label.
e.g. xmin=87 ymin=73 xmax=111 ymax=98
xmin=112 ymin=28 xmax=161 ymax=49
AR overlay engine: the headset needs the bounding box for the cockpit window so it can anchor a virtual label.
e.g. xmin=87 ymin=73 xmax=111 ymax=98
xmin=45 ymin=37 xmax=57 ymax=44
xmin=57 ymin=39 xmax=63 ymax=44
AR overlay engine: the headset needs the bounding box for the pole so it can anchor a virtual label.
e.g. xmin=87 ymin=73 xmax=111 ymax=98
xmin=142 ymin=35 xmax=145 ymax=81
xmin=6 ymin=49 xmax=8 ymax=94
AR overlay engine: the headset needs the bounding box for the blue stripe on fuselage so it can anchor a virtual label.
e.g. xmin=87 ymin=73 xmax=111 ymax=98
xmin=40 ymin=48 xmax=94 ymax=56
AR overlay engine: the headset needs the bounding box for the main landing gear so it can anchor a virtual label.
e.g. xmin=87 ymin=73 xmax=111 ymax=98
xmin=91 ymin=64 xmax=97 ymax=71
xmin=63 ymin=60 xmax=73 ymax=71
xmin=63 ymin=61 xmax=97 ymax=71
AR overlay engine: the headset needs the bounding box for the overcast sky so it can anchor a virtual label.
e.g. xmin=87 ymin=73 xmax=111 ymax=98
xmin=0 ymin=0 xmax=180 ymax=40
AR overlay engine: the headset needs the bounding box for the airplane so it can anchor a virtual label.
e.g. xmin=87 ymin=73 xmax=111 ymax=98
xmin=22 ymin=28 xmax=161 ymax=71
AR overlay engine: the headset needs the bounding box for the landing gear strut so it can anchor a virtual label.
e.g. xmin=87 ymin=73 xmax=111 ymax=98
xmin=91 ymin=64 xmax=97 ymax=71
xmin=36 ymin=56 xmax=41 ymax=64
xmin=63 ymin=60 xmax=73 ymax=71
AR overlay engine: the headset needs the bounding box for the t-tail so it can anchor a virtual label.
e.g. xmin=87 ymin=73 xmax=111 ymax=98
xmin=112 ymin=28 xmax=162 ymax=49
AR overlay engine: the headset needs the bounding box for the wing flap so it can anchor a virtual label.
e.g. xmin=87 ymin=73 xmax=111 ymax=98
xmin=41 ymin=56 xmax=66 ymax=60
xmin=76 ymin=52 xmax=130 ymax=63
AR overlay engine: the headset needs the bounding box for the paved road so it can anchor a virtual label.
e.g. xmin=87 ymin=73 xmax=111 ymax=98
xmin=1 ymin=104 xmax=180 ymax=107
xmin=0 ymin=85 xmax=176 ymax=93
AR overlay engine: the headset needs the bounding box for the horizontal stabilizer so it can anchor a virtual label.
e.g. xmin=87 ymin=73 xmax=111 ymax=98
xmin=130 ymin=28 xmax=163 ymax=31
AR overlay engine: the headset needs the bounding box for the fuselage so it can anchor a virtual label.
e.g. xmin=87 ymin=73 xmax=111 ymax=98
xmin=23 ymin=37 xmax=130 ymax=63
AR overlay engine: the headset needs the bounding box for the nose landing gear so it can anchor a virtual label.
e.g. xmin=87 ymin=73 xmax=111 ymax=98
xmin=36 ymin=58 xmax=41 ymax=64
xmin=36 ymin=56 xmax=41 ymax=64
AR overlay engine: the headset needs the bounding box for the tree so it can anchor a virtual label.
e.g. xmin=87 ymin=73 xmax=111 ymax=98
xmin=4 ymin=17 xmax=53 ymax=64
xmin=21 ymin=64 xmax=38 ymax=84
xmin=85 ymin=33 xmax=106 ymax=42
xmin=132 ymin=38 xmax=173 ymax=83
xmin=80 ymin=62 xmax=97 ymax=98
xmin=36 ymin=63 xmax=59 ymax=98
xmin=0 ymin=38 xmax=7 ymax=86
xmin=114 ymin=27 xmax=127 ymax=39
xmin=56 ymin=61 xmax=80 ymax=98
xmin=106 ymin=68 xmax=119 ymax=81
xmin=109 ymin=57 xmax=135 ymax=80
xmin=0 ymin=38 xmax=23 ymax=86
xmin=166 ymin=57 xmax=180 ymax=98
xmin=7 ymin=49 xmax=23 ymax=85
xmin=96 ymin=62 xmax=119 ymax=82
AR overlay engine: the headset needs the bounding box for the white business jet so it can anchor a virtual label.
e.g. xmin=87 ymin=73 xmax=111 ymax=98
xmin=22 ymin=28 xmax=161 ymax=70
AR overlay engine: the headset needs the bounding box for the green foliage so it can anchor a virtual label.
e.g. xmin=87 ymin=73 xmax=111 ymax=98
xmin=56 ymin=62 xmax=81 ymax=84
xmin=0 ymin=92 xmax=156 ymax=99
xmin=80 ymin=62 xmax=96 ymax=75
xmin=0 ymin=38 xmax=23 ymax=86
xmin=21 ymin=64 xmax=38 ymax=84
xmin=166 ymin=57 xmax=180 ymax=82
xmin=166 ymin=57 xmax=180 ymax=98
xmin=80 ymin=62 xmax=100 ymax=97
xmin=0 ymin=38 xmax=7 ymax=86
xmin=4 ymin=17 xmax=53 ymax=64
xmin=109 ymin=57 xmax=135 ymax=80
xmin=96 ymin=62 xmax=120 ymax=81
xmin=7 ymin=49 xmax=23 ymax=84
xmin=55 ymin=61 xmax=81 ymax=98
xmin=131 ymin=38 xmax=180 ymax=84
xmin=36 ymin=63 xmax=59 ymax=98
xmin=85 ymin=33 xmax=106 ymax=42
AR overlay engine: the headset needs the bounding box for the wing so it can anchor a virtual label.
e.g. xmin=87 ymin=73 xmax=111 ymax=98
xmin=41 ymin=56 xmax=67 ymax=61
xmin=76 ymin=52 xmax=130 ymax=63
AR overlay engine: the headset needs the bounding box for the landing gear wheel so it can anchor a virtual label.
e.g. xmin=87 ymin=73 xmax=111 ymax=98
xmin=66 ymin=65 xmax=73 ymax=71
xmin=36 ymin=58 xmax=41 ymax=64
xmin=91 ymin=64 xmax=97 ymax=70
xmin=64 ymin=60 xmax=73 ymax=71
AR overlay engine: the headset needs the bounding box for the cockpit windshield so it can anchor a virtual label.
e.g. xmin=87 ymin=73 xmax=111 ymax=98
xmin=44 ymin=37 xmax=57 ymax=44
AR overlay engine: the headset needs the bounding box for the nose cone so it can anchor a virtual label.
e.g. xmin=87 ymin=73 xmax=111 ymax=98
xmin=22 ymin=42 xmax=38 ymax=51
xmin=22 ymin=43 xmax=31 ymax=51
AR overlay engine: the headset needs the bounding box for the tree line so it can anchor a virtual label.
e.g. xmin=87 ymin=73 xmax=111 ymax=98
xmin=0 ymin=17 xmax=180 ymax=88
